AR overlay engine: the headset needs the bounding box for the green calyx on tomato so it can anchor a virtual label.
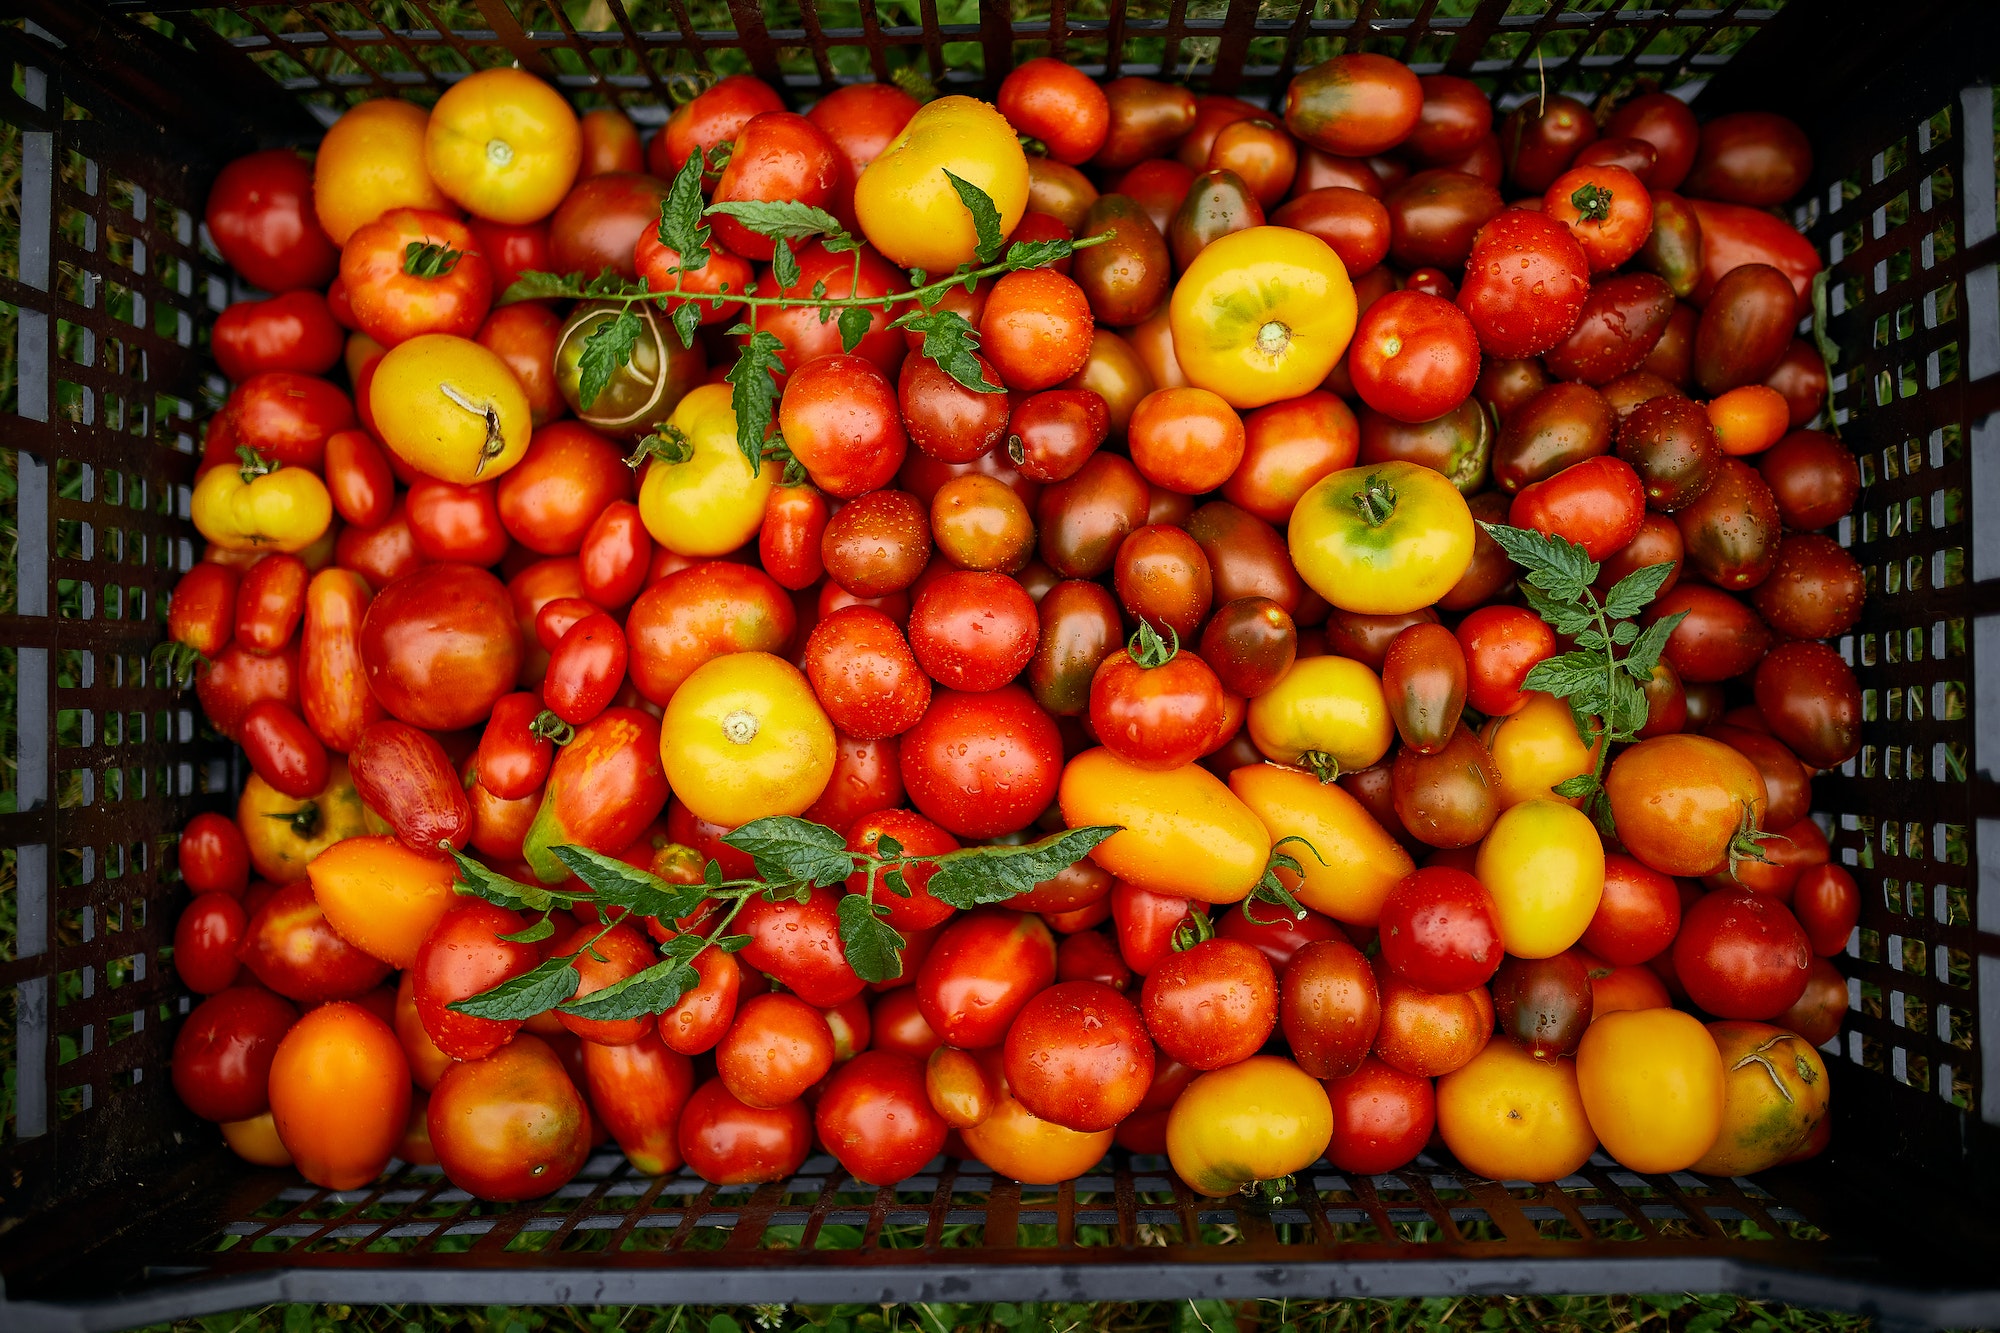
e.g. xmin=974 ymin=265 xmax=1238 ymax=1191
xmin=402 ymin=240 xmax=464 ymax=278
xmin=1724 ymin=801 xmax=1784 ymax=882
xmin=1348 ymin=472 xmax=1400 ymax=528
xmin=1568 ymin=182 xmax=1613 ymax=223
xmin=263 ymin=800 xmax=321 ymax=839
xmin=1129 ymin=621 xmax=1179 ymax=669
xmin=529 ymin=709 xmax=576 ymax=746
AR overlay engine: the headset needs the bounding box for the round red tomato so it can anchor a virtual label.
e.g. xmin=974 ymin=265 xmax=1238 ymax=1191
xmin=918 ymin=908 xmax=1058 ymax=1049
xmin=1672 ymin=889 xmax=1812 ymax=1020
xmin=430 ymin=1033 xmax=590 ymax=1201
xmin=205 ymin=149 xmax=339 ymax=293
xmin=900 ymin=686 xmax=1062 ymax=839
xmin=1580 ymin=853 xmax=1682 ymax=965
xmin=213 ymin=290 xmax=344 ymax=382
xmin=1322 ymin=1055 xmax=1435 ymax=1175
xmin=1088 ymin=631 xmax=1227 ymax=771
xmin=1542 ymin=164 xmax=1652 ymax=272
xmin=907 ymin=570 xmax=1039 ymax=693
xmin=172 ymin=986 xmax=299 ymax=1122
xmin=845 ymin=808 xmax=960 ymax=933
xmin=176 ymin=893 xmax=247 ymax=994
xmin=180 ymin=811 xmax=251 ymax=896
xmin=1002 ymin=980 xmax=1154 ymax=1132
xmin=779 ymin=353 xmax=909 ymax=497
xmin=815 ymin=1050 xmax=949 ymax=1185
xmin=1457 ymin=210 xmax=1590 ymax=358
xmin=1508 ymin=455 xmax=1646 ymax=560
xmin=1454 ymin=605 xmax=1556 ymax=718
xmin=716 ymin=993 xmax=835 ymax=1109
xmin=1348 ymin=290 xmax=1481 ymax=425
xmin=1375 ymin=867 xmax=1503 ymax=994
xmin=1792 ymin=864 xmax=1859 ymax=958
xmin=803 ymin=605 xmax=931 ymax=740
xmin=1140 ymin=937 xmax=1278 ymax=1071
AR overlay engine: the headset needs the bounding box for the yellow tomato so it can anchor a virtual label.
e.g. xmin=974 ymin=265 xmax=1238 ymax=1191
xmin=1058 ymin=749 xmax=1271 ymax=903
xmin=1575 ymin=1008 xmax=1725 ymax=1175
xmin=1691 ymin=1021 xmax=1830 ymax=1177
xmin=314 ymin=98 xmax=454 ymax=246
xmin=239 ymin=759 xmax=370 ymax=884
xmin=662 ymin=652 xmax=835 ymax=826
xmin=1436 ymin=1041 xmax=1597 ymax=1183
xmin=1169 ymin=226 xmax=1356 ymax=409
xmin=1246 ymin=655 xmax=1393 ymax=778
xmin=425 ymin=68 xmax=582 ymax=225
xmin=192 ymin=460 xmax=332 ymax=554
xmin=220 ymin=1111 xmax=293 ymax=1167
xmin=854 ymin=95 xmax=1030 ymax=273
xmin=1228 ymin=762 xmax=1412 ymax=926
xmin=307 ymin=835 xmax=458 ymax=969
xmin=1475 ymin=798 xmax=1604 ymax=958
xmin=1167 ymin=1056 xmax=1333 ymax=1197
xmin=370 ymin=333 xmax=533 ymax=484
xmin=637 ymin=383 xmax=776 ymax=557
xmin=1288 ymin=461 xmax=1476 ymax=614
xmin=1481 ymin=692 xmax=1604 ymax=810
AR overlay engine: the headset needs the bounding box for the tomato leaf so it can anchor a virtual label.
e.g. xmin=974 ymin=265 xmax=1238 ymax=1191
xmin=576 ymin=309 xmax=645 ymax=413
xmin=891 ymin=306 xmax=1002 ymax=394
xmin=669 ymin=299 xmax=702 ymax=350
xmin=447 ymin=952 xmax=582 ymax=1020
xmin=559 ymin=949 xmax=701 ymax=1021
xmin=658 ymin=147 xmax=712 ymax=272
xmin=943 ymin=169 xmax=1005 ymax=264
xmin=1622 ymin=609 xmax=1688 ymax=681
xmin=723 ymin=325 xmax=785 ymax=476
xmin=1522 ymin=651 xmax=1606 ymax=701
xmin=771 ymin=237 xmax=801 ymax=290
xmin=499 ymin=270 xmax=582 ymax=305
xmin=1518 ymin=581 xmax=1595 ymax=638
xmin=448 ymin=847 xmax=563 ymax=914
xmin=705 ymin=199 xmax=849 ymax=245
xmin=836 ymin=893 xmax=906 ymax=984
xmin=584 ymin=269 xmax=653 ymax=298
xmin=497 ymin=915 xmax=556 ymax=944
xmin=548 ymin=844 xmax=707 ymax=921
xmin=1611 ymin=619 xmax=1640 ymax=646
xmin=1551 ymin=773 xmax=1600 ymax=799
xmin=1002 ymin=237 xmax=1073 ymax=271
xmin=926 ymin=825 xmax=1121 ymax=909
xmin=1481 ymin=522 xmax=1599 ymax=601
xmin=723 ymin=815 xmax=856 ymax=887
xmin=836 ymin=304 xmax=872 ymax=355
xmin=1602 ymin=560 xmax=1676 ymax=621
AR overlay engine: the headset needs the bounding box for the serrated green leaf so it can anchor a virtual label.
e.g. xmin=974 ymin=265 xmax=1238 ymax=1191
xmin=447 ymin=952 xmax=580 ymax=1020
xmin=714 ymin=933 xmax=752 ymax=953
xmin=926 ymin=826 xmax=1121 ymax=909
xmin=1611 ymin=619 xmax=1640 ymax=645
xmin=1518 ymin=580 xmax=1596 ymax=638
xmin=450 ymin=847 xmax=560 ymax=913
xmin=559 ymin=952 xmax=700 ymax=1021
xmin=723 ymin=815 xmax=855 ymax=887
xmin=722 ymin=326 xmax=784 ymax=475
xmin=1602 ymin=560 xmax=1676 ymax=620
xmin=549 ymin=844 xmax=708 ymax=920
xmin=1574 ymin=628 xmax=1607 ymax=651
xmin=943 ymin=169 xmax=1004 ymax=264
xmin=881 ymin=867 xmax=911 ymax=898
xmin=836 ymin=304 xmax=872 ymax=355
xmin=705 ymin=199 xmax=848 ymax=244
xmin=1607 ymin=670 xmax=1649 ymax=737
xmin=771 ymin=237 xmax=801 ymax=289
xmin=1521 ymin=651 xmax=1606 ymax=701
xmin=584 ymin=268 xmax=652 ymax=298
xmin=576 ymin=309 xmax=644 ymax=412
xmin=837 ymin=893 xmax=906 ymax=984
xmin=658 ymin=148 xmax=711 ymax=271
xmin=670 ymin=299 xmax=702 ymax=350
xmin=1623 ymin=609 xmax=1688 ymax=679
xmin=892 ymin=307 xmax=1002 ymax=394
xmin=1003 ymin=238 xmax=1073 ymax=270
xmin=497 ymin=915 xmax=556 ymax=944
xmin=1480 ymin=522 xmax=1599 ymax=599
xmin=498 ymin=270 xmax=580 ymax=304
xmin=1551 ymin=773 xmax=1600 ymax=799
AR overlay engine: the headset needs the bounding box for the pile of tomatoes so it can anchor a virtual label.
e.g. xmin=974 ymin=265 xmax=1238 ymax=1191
xmin=168 ymin=49 xmax=1864 ymax=1204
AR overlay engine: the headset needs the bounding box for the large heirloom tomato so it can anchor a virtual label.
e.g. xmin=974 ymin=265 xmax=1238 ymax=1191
xmin=662 ymin=653 xmax=835 ymax=826
xmin=1170 ymin=227 xmax=1356 ymax=409
xmin=1288 ymin=461 xmax=1475 ymax=614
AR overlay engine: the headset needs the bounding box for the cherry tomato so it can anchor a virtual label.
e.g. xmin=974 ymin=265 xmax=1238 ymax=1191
xmin=1371 ymin=954 xmax=1493 ymax=1077
xmin=1673 ymin=889 xmax=1812 ymax=1020
xmin=678 ymin=1077 xmax=812 ymax=1186
xmin=173 ymin=986 xmax=298 ymax=1122
xmin=803 ymin=606 xmax=931 ymax=740
xmin=919 ymin=909 xmax=1058 ymax=1049
xmin=1457 ymin=210 xmax=1590 ymax=359
xmin=1508 ymin=455 xmax=1646 ymax=560
xmin=542 ymin=612 xmax=628 ymax=727
xmin=1347 ymin=290 xmax=1480 ymax=425
xmin=412 ymin=899 xmax=546 ymax=1060
xmin=1002 ymin=980 xmax=1153 ymax=1132
xmin=907 ymin=570 xmax=1039 ymax=693
xmin=780 ymin=353 xmax=909 ymax=496
xmin=1324 ymin=1055 xmax=1435 ymax=1174
xmin=901 ymin=687 xmax=1061 ymax=839
xmin=175 ymin=893 xmax=247 ymax=994
xmin=1793 ymin=864 xmax=1860 ymax=958
xmin=206 ymin=149 xmax=340 ymax=292
xmin=716 ymin=992 xmax=835 ymax=1109
xmin=1376 ymin=866 xmax=1503 ymax=994
xmin=1089 ymin=627 xmax=1226 ymax=771
xmin=1280 ymin=937 xmax=1380 ymax=1079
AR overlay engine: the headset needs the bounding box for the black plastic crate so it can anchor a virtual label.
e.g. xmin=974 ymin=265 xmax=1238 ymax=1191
xmin=0 ymin=1 xmax=1996 ymax=1328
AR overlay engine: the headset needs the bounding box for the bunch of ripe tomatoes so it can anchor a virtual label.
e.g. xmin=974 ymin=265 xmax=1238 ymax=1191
xmin=169 ymin=49 xmax=1864 ymax=1205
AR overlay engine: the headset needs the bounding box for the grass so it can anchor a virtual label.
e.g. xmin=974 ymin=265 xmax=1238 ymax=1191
xmin=144 ymin=1294 xmax=1885 ymax=1333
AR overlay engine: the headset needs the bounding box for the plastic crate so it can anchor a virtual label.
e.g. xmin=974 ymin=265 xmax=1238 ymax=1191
xmin=0 ymin=1 xmax=1995 ymax=1328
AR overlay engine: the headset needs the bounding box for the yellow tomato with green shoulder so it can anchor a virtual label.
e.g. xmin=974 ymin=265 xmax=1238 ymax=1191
xmin=1576 ymin=1008 xmax=1725 ymax=1174
xmin=1058 ymin=749 xmax=1270 ymax=904
xmin=1436 ymin=1041 xmax=1596 ymax=1184
xmin=1246 ymin=655 xmax=1393 ymax=779
xmin=1228 ymin=761 xmax=1411 ymax=926
xmin=369 ymin=333 xmax=533 ymax=484
xmin=854 ymin=95 xmax=1030 ymax=273
xmin=1289 ymin=460 xmax=1475 ymax=615
xmin=1475 ymin=797 xmax=1604 ymax=958
xmin=1691 ymin=1021 xmax=1830 ymax=1176
xmin=636 ymin=383 xmax=776 ymax=558
xmin=1166 ymin=1055 xmax=1333 ymax=1197
xmin=661 ymin=652 xmax=834 ymax=826
xmin=238 ymin=759 xmax=370 ymax=884
xmin=1480 ymin=691 xmax=1603 ymax=810
xmin=425 ymin=68 xmax=582 ymax=226
xmin=1169 ymin=226 xmax=1355 ymax=409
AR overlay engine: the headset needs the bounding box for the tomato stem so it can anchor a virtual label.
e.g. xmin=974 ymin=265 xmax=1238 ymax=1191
xmin=1568 ymin=182 xmax=1613 ymax=223
xmin=1297 ymin=750 xmax=1342 ymax=784
xmin=1128 ymin=620 xmax=1179 ymax=669
xmin=1349 ymin=474 xmax=1398 ymax=527
xmin=529 ymin=710 xmax=575 ymax=746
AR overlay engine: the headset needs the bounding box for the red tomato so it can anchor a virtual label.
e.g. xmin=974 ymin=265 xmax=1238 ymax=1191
xmin=762 ymin=242 xmax=908 ymax=380
xmin=626 ymin=561 xmax=796 ymax=706
xmin=1605 ymin=93 xmax=1700 ymax=191
xmin=180 ymin=811 xmax=251 ymax=896
xmin=1346 ymin=290 xmax=1481 ymax=425
xmin=213 ymin=290 xmax=344 ymax=381
xmin=584 ymin=1032 xmax=695 ymax=1176
xmin=430 ymin=1033 xmax=590 ymax=1201
xmin=238 ymin=881 xmax=390 ymax=1002
xmin=1129 ymin=388 xmax=1247 ymax=496
xmin=1322 ymin=1055 xmax=1435 ymax=1174
xmin=170 ymin=563 xmax=240 ymax=660
xmin=1543 ymin=164 xmax=1651 ymax=272
xmin=340 ymin=208 xmax=493 ymax=346
xmin=816 ymin=1050 xmax=949 ymax=1185
xmin=1003 ymin=980 xmax=1153 ymax=1131
xmin=1375 ymin=867 xmax=1503 ymax=994
xmin=735 ymin=885 xmax=868 ymax=1008
xmin=1457 ymin=210 xmax=1590 ymax=358
xmin=1580 ymin=853 xmax=1682 ymax=965
xmin=498 ymin=421 xmax=634 ymax=556
xmin=780 ymin=354 xmax=908 ymax=497
xmin=1111 ymin=880 xmax=1199 ymax=976
xmin=803 ymin=605 xmax=931 ymax=740
xmin=172 ymin=986 xmax=299 ymax=1122
xmin=1672 ymin=889 xmax=1812 ymax=1020
xmin=716 ymin=993 xmax=835 ymax=1109
xmin=1280 ymin=937 xmax=1381 ymax=1079
xmin=900 ymin=687 xmax=1062 ymax=839
xmin=324 ymin=428 xmax=395 ymax=529
xmin=412 ymin=899 xmax=546 ymax=1061
xmin=845 ymin=808 xmax=959 ymax=933
xmin=1508 ymin=455 xmax=1646 ymax=560
xmin=999 ymin=57 xmax=1113 ymax=165
xmin=205 ymin=149 xmax=339 ymax=293
xmin=1792 ymin=864 xmax=1860 ymax=958
xmin=239 ymin=700 xmax=331 ymax=801
xmin=1088 ymin=635 xmax=1226 ymax=771
xmin=176 ymin=893 xmax=247 ymax=994
xmin=543 ymin=612 xmax=629 ymax=727
xmin=918 ymin=908 xmax=1058 ymax=1049
xmin=578 ymin=500 xmax=654 ymax=608
xmin=677 ymin=1077 xmax=812 ymax=1185
xmin=654 ymin=934 xmax=742 ymax=1055
xmin=803 ymin=733 xmax=905 ymax=835
xmin=406 ymin=477 xmax=509 ymax=566
xmin=907 ymin=570 xmax=1039 ymax=694
xmin=1140 ymin=937 xmax=1278 ymax=1070
xmin=225 ymin=371 xmax=354 ymax=470
xmin=465 ymin=218 xmax=551 ymax=295
xmin=1454 ymin=605 xmax=1556 ymax=718
xmin=708 ymin=113 xmax=840 ymax=261
xmin=197 ymin=641 xmax=299 ymax=743
xmin=981 ymin=269 xmax=1095 ymax=392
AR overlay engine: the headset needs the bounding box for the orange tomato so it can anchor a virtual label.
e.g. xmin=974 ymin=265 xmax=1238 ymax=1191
xmin=268 ymin=1002 xmax=411 ymax=1189
xmin=961 ymin=1057 xmax=1115 ymax=1184
xmin=308 ymin=834 xmax=458 ymax=969
xmin=220 ymin=1110 xmax=294 ymax=1167
xmin=426 ymin=68 xmax=583 ymax=225
xmin=1575 ymin=1008 xmax=1724 ymax=1174
xmin=1436 ymin=1040 xmax=1596 ymax=1182
xmin=1706 ymin=384 xmax=1791 ymax=456
xmin=315 ymin=99 xmax=454 ymax=245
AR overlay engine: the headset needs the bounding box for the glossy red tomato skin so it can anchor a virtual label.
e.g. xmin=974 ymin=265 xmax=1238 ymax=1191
xmin=181 ymin=811 xmax=252 ymax=897
xmin=476 ymin=691 xmax=555 ymax=801
xmin=816 ymin=1050 xmax=950 ymax=1185
xmin=651 ymin=934 xmax=741 ymax=1056
xmin=1322 ymin=1055 xmax=1435 ymax=1175
xmin=467 ymin=218 xmax=552 ymax=295
xmin=919 ymin=908 xmax=1058 ymax=1049
xmin=1089 ymin=647 xmax=1226 ymax=772
xmin=709 ymin=113 xmax=840 ymax=261
xmin=1672 ymin=889 xmax=1813 ymax=1020
xmin=341 ymin=209 xmax=493 ymax=346
xmin=1793 ymin=865 xmax=1860 ymax=957
xmin=405 ymin=478 xmax=508 ymax=566
xmin=239 ymin=700 xmax=331 ymax=801
xmin=1605 ymin=93 xmax=1700 ymax=192
xmin=845 ymin=809 xmax=960 ymax=933
xmin=575 ymin=501 xmax=652 ymax=609
xmin=678 ymin=1077 xmax=813 ymax=1186
xmin=1111 ymin=881 xmax=1200 ymax=976
xmin=734 ymin=885 xmax=868 ymax=1008
xmin=176 ymin=893 xmax=248 ymax=994
xmin=548 ymin=173 xmax=671 ymax=282
xmin=205 ymin=149 xmax=339 ymax=293
xmin=1002 ymin=980 xmax=1154 ymax=1132
xmin=214 ymin=290 xmax=343 ymax=381
xmin=498 ymin=422 xmax=634 ymax=557
xmin=412 ymin=900 xmax=547 ymax=1061
xmin=1140 ymin=937 xmax=1278 ymax=1071
xmin=1754 ymin=640 xmax=1863 ymax=771
xmin=762 ymin=242 xmax=908 ymax=380
xmin=584 ymin=1032 xmax=695 ymax=1176
xmin=359 ymin=563 xmax=523 ymax=732
xmin=1454 ymin=605 xmax=1556 ymax=718
xmin=900 ymin=687 xmax=1063 ymax=839
xmin=1508 ymin=455 xmax=1646 ymax=560
xmin=172 ymin=986 xmax=300 ymax=1121
xmin=1216 ymin=903 xmax=1347 ymax=973
xmin=1648 ymin=584 xmax=1772 ymax=685
xmin=1376 ymin=867 xmax=1504 ymax=994
xmin=350 ymin=719 xmax=474 ymax=854
xmin=626 ymin=562 xmax=796 ymax=706
xmin=1457 ymin=210 xmax=1591 ymax=359
xmin=238 ymin=879 xmax=392 ymax=1003
xmin=1581 ymin=853 xmax=1682 ymax=965
xmin=804 ymin=605 xmax=931 ymax=740
xmin=225 ymin=371 xmax=354 ymax=470
xmin=802 ymin=733 xmax=904 ymax=835
xmin=780 ymin=354 xmax=909 ymax=497
xmin=1348 ymin=290 xmax=1482 ymax=426
xmin=907 ymin=570 xmax=1040 ymax=693
xmin=429 ymin=1034 xmax=592 ymax=1202
xmin=542 ymin=612 xmax=628 ymax=727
